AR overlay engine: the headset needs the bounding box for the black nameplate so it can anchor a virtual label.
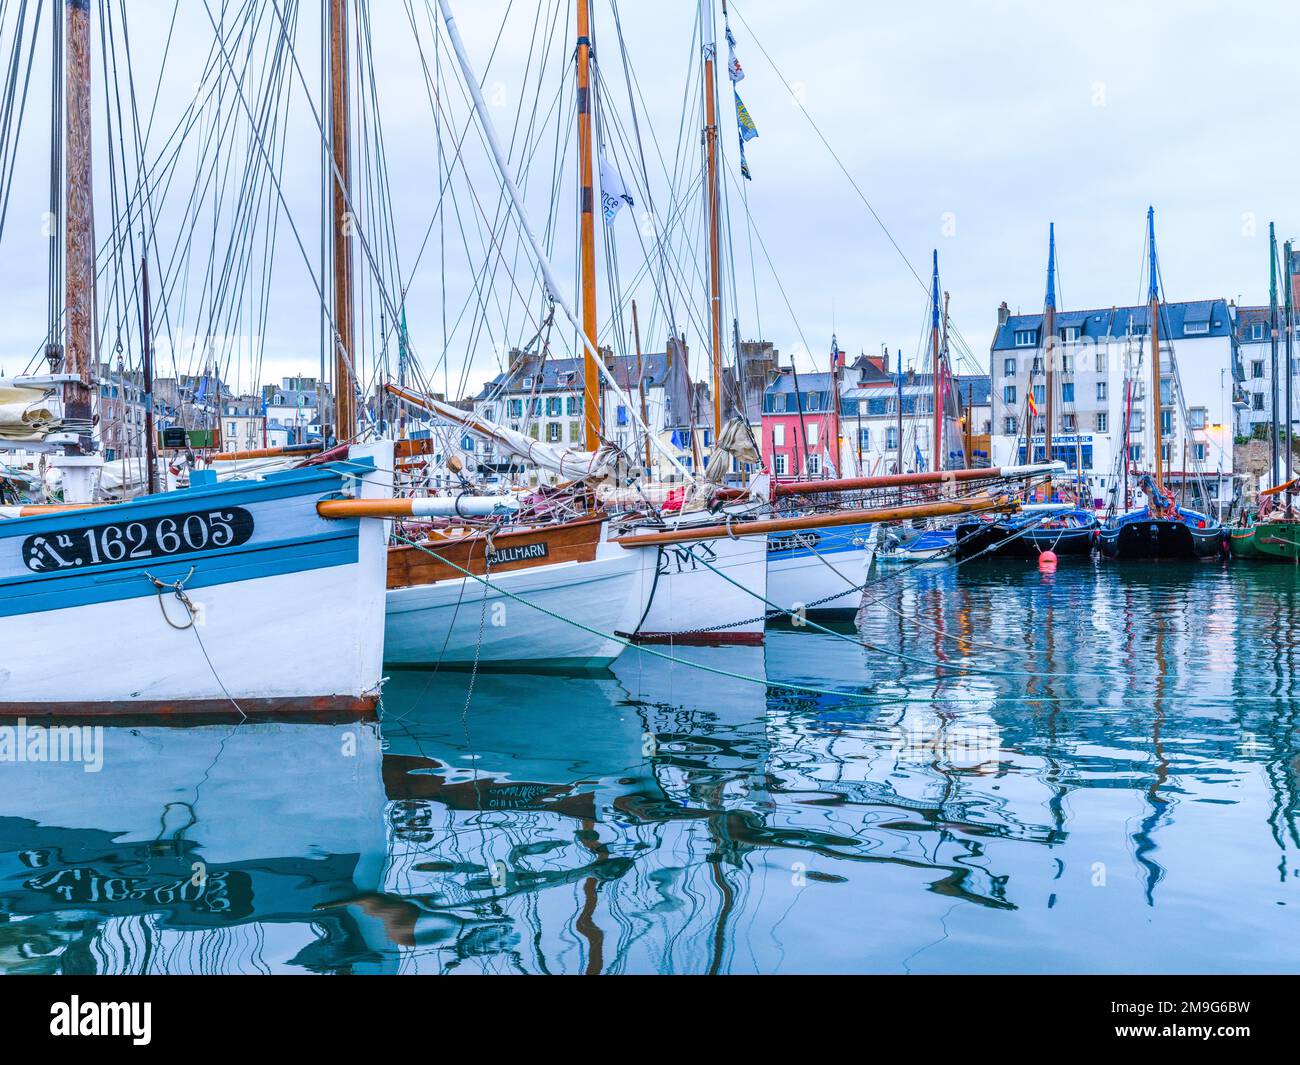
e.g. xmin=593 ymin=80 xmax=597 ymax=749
xmin=21 ymin=507 xmax=255 ymax=573
xmin=485 ymin=541 xmax=549 ymax=566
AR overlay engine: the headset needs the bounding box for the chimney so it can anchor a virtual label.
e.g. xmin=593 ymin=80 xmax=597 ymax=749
xmin=998 ymin=301 xmax=1010 ymax=326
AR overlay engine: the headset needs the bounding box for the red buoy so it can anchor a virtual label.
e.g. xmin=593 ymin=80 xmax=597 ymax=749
xmin=1038 ymin=550 xmax=1058 ymax=571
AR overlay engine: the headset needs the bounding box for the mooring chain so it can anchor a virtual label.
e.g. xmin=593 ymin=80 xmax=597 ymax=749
xmin=143 ymin=566 xmax=199 ymax=630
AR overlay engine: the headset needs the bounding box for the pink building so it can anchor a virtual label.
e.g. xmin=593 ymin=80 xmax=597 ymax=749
xmin=760 ymin=347 xmax=846 ymax=481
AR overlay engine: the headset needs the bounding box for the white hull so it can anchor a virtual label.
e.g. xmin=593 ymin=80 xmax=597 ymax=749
xmin=625 ymin=533 xmax=768 ymax=644
xmin=0 ymin=441 xmax=392 ymax=714
xmin=384 ymin=536 xmax=647 ymax=670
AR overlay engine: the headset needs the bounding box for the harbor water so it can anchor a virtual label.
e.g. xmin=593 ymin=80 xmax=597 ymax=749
xmin=2 ymin=559 xmax=1297 ymax=974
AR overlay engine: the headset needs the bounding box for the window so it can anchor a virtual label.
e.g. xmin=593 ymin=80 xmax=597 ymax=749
xmin=547 ymin=422 xmax=562 ymax=443
xmin=482 ymin=406 xmax=495 ymax=421
xmin=1096 ymin=351 xmax=1108 ymax=372
xmin=1189 ymin=407 xmax=1208 ymax=430
xmin=1061 ymin=326 xmax=1081 ymax=343
xmin=1193 ymin=442 xmax=1207 ymax=462
xmin=1003 ymin=357 xmax=1016 ymax=376
xmin=566 ymin=396 xmax=581 ymax=416
xmin=805 ymin=393 xmax=821 ymax=412
xmin=1003 ymin=385 xmax=1017 ymax=405
xmin=530 ymin=398 xmax=543 ymax=416
xmin=1063 ymin=413 xmax=1076 ymax=432
xmin=773 ymin=454 xmax=788 ymax=476
xmin=1161 ymin=410 xmax=1172 ymax=434
xmin=616 ymin=405 xmax=629 ymax=426
xmin=807 ymin=423 xmax=819 ymax=445
xmin=1032 ymin=357 xmax=1044 ymax=374
xmin=1184 ymin=321 xmax=1210 ymax=336
xmin=858 ymin=427 xmax=870 ymax=450
xmin=528 ymin=424 xmax=540 ymax=440
xmin=1060 ymin=354 xmax=1073 ymax=373
xmin=703 ymin=430 xmax=713 ymax=448
xmin=1253 ymin=393 xmax=1265 ymax=411
xmin=1032 ymin=384 xmax=1046 ymax=406
xmin=522 ymin=376 xmax=534 ymax=389
xmin=507 ymin=399 xmax=523 ymax=418
xmin=1003 ymin=416 xmax=1017 ymax=434
xmin=867 ymin=397 xmax=887 ymax=416
xmin=1130 ymin=411 xmax=1144 ymax=431
xmin=886 ymin=426 xmax=899 ymax=449
xmin=1160 ymin=378 xmax=1173 ymax=405
xmin=1129 ymin=444 xmax=1142 ymax=463
xmin=1252 ymin=360 xmax=1265 ymax=379
xmin=771 ymin=394 xmax=787 ymax=413
xmin=546 ymin=397 xmax=562 ymax=417
xmin=1032 ymin=416 xmax=1046 ymax=434
xmin=1161 ymin=443 xmax=1171 ymax=462
xmin=1097 ymin=381 xmax=1108 ymax=401
xmin=569 ymin=421 xmax=581 ymax=443
xmin=1061 ymin=382 xmax=1075 ymax=403
xmin=773 ymin=424 xmax=786 ymax=446
xmin=1095 ymin=412 xmax=1108 ymax=432
xmin=1014 ymin=329 xmax=1037 ymax=347
xmin=1252 ymin=322 xmax=1265 ymax=341
xmin=807 ymin=455 xmax=821 ymax=476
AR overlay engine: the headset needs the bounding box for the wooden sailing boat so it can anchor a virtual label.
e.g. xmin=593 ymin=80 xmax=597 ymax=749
xmin=1230 ymin=226 xmax=1300 ymax=561
xmin=0 ymin=0 xmax=394 ymax=718
xmin=1098 ymin=208 xmax=1222 ymax=560
xmin=955 ymin=224 xmax=1098 ymax=560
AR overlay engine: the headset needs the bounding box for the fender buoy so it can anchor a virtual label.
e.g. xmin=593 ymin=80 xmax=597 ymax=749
xmin=1038 ymin=549 xmax=1058 ymax=571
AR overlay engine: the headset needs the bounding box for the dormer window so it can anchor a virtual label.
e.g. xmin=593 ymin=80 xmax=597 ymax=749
xmin=1251 ymin=322 xmax=1265 ymax=341
xmin=1013 ymin=329 xmax=1037 ymax=347
xmin=1060 ymin=326 xmax=1081 ymax=343
xmin=1184 ymin=321 xmax=1210 ymax=336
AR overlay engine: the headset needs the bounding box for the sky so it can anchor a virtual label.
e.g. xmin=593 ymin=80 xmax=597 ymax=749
xmin=1 ymin=0 xmax=1298 ymax=396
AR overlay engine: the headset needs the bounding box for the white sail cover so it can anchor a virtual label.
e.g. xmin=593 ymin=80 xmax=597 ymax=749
xmin=0 ymin=383 xmax=62 ymax=442
xmin=392 ymin=386 xmax=622 ymax=482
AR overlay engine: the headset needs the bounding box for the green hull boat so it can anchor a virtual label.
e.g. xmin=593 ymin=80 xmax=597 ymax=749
xmin=1229 ymin=519 xmax=1300 ymax=561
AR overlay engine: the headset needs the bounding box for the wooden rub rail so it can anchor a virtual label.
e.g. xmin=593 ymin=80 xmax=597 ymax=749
xmin=614 ymin=494 xmax=1017 ymax=548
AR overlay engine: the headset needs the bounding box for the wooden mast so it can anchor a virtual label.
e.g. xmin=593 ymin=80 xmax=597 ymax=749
xmin=63 ymin=0 xmax=94 ymax=456
xmin=576 ymin=0 xmax=601 ymax=452
xmin=1043 ymin=222 xmax=1057 ymax=467
xmin=1147 ymin=206 xmax=1166 ymax=507
xmin=701 ymin=0 xmax=724 ymax=440
xmin=929 ymin=250 xmax=942 ymax=472
xmin=141 ymin=250 xmax=157 ymax=494
xmin=328 ymin=0 xmax=356 ymax=443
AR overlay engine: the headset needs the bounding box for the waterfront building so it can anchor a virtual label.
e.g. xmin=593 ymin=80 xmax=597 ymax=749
xmin=989 ymin=298 xmax=1243 ymax=511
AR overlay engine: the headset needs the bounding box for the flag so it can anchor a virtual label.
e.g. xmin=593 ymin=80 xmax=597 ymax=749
xmin=1027 ymin=390 xmax=1040 ymax=417
xmin=735 ymin=95 xmax=759 ymax=142
xmin=725 ymin=26 xmax=745 ymax=83
xmin=914 ymin=443 xmax=927 ymax=473
xmin=599 ymin=154 xmax=634 ymax=223
xmin=740 ymin=144 xmax=752 ymax=181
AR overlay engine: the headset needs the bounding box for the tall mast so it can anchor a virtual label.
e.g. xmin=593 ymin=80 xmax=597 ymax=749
xmin=930 ymin=250 xmax=942 ymax=472
xmin=1147 ymin=206 xmax=1165 ymax=504
xmin=62 ymin=0 xmax=95 ymax=484
xmin=1285 ymin=239 xmax=1294 ymax=499
xmin=328 ymin=0 xmax=356 ymax=443
xmin=1269 ymin=223 xmax=1280 ymax=486
xmin=141 ymin=249 xmax=157 ymax=494
xmin=576 ymin=0 xmax=601 ymax=451
xmin=631 ymin=299 xmax=651 ymax=472
xmin=1043 ymin=222 xmax=1057 ymax=466
xmin=701 ymin=0 xmax=724 ymax=439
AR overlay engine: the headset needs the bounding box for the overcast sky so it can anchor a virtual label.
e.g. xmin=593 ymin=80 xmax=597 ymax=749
xmin=1 ymin=1 xmax=1298 ymax=395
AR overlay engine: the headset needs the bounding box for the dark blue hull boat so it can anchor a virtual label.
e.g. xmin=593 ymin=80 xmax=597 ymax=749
xmin=955 ymin=508 xmax=1098 ymax=560
xmin=1097 ymin=507 xmax=1221 ymax=560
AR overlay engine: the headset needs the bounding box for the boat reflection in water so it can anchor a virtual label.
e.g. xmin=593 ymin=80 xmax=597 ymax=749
xmin=0 ymin=722 xmax=392 ymax=974
xmin=3 ymin=561 xmax=1298 ymax=973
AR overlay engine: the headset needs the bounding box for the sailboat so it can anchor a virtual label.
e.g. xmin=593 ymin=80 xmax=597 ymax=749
xmin=1098 ymin=208 xmax=1222 ymax=560
xmin=955 ymin=224 xmax=1098 ymax=560
xmin=0 ymin=1 xmax=394 ymax=717
xmin=1229 ymin=226 xmax=1300 ymax=561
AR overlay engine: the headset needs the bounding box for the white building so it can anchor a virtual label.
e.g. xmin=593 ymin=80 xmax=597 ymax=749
xmin=989 ymin=299 xmax=1244 ymax=513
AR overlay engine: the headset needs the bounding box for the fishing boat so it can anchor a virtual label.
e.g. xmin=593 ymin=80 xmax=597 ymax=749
xmin=765 ymin=520 xmax=875 ymax=618
xmin=1229 ymin=227 xmax=1300 ymax=562
xmin=954 ymin=504 xmax=1098 ymax=560
xmin=1098 ymin=209 xmax=1223 ymax=560
xmin=874 ymin=524 xmax=957 ymax=564
xmin=0 ymin=1 xmax=398 ymax=718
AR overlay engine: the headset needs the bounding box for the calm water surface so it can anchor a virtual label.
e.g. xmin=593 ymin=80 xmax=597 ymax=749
xmin=3 ymin=560 xmax=1298 ymax=973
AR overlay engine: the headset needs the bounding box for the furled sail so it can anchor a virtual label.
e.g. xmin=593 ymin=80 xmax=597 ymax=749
xmin=387 ymin=383 xmax=623 ymax=483
xmin=0 ymin=383 xmax=62 ymax=443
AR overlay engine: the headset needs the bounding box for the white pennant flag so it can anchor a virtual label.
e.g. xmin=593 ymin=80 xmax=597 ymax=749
xmin=726 ymin=26 xmax=745 ymax=83
xmin=599 ymin=154 xmax=634 ymax=223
